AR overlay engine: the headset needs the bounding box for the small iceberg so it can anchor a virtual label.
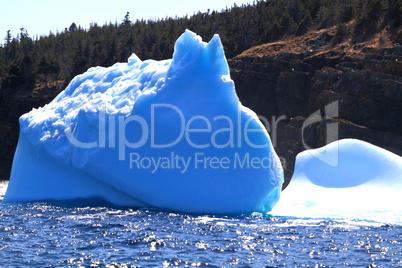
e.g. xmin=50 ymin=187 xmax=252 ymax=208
xmin=271 ymin=139 xmax=402 ymax=223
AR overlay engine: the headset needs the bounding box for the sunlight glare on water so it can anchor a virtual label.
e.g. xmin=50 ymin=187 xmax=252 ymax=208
xmin=0 ymin=181 xmax=401 ymax=267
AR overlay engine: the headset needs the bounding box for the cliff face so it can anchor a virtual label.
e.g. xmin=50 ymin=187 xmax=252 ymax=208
xmin=229 ymin=29 xmax=402 ymax=188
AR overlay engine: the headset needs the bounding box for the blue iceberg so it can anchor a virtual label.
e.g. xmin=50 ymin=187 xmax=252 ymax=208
xmin=3 ymin=30 xmax=284 ymax=214
xmin=271 ymin=139 xmax=402 ymax=223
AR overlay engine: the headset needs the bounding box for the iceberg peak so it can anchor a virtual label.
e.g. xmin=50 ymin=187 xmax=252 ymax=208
xmin=128 ymin=53 xmax=142 ymax=66
xmin=169 ymin=30 xmax=229 ymax=79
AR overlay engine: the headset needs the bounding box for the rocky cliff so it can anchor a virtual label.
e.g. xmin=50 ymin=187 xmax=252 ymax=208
xmin=229 ymin=28 xmax=402 ymax=188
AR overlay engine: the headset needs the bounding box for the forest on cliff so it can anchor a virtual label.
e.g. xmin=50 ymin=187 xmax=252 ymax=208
xmin=0 ymin=0 xmax=401 ymax=92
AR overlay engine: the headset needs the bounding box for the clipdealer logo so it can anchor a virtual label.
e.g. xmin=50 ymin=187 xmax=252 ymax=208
xmin=64 ymin=103 xmax=286 ymax=157
xmin=128 ymin=151 xmax=279 ymax=174
xmin=64 ymin=101 xmax=339 ymax=171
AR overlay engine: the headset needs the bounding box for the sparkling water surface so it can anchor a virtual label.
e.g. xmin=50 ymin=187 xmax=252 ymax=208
xmin=0 ymin=181 xmax=401 ymax=267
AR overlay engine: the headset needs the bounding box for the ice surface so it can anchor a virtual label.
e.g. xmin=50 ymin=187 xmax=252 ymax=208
xmin=271 ymin=139 xmax=402 ymax=223
xmin=3 ymin=30 xmax=284 ymax=214
xmin=0 ymin=181 xmax=7 ymax=201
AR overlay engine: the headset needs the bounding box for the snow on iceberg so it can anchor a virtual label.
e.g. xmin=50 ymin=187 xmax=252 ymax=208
xmin=270 ymin=139 xmax=402 ymax=222
xmin=3 ymin=30 xmax=284 ymax=214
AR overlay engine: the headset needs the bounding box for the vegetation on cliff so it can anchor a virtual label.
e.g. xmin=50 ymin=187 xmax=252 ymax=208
xmin=0 ymin=0 xmax=400 ymax=92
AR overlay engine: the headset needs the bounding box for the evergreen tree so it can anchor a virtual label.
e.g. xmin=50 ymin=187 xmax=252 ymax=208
xmin=69 ymin=23 xmax=77 ymax=32
xmin=123 ymin=12 xmax=131 ymax=26
xmin=4 ymin=30 xmax=11 ymax=45
xmin=295 ymin=11 xmax=313 ymax=36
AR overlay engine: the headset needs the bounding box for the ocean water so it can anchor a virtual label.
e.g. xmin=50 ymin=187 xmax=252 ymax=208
xmin=0 ymin=181 xmax=401 ymax=267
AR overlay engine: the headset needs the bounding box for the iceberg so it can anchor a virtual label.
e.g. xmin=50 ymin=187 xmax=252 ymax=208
xmin=271 ymin=139 xmax=402 ymax=222
xmin=3 ymin=30 xmax=284 ymax=214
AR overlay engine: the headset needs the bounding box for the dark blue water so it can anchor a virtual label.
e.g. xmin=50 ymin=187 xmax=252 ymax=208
xmin=1 ymin=184 xmax=401 ymax=267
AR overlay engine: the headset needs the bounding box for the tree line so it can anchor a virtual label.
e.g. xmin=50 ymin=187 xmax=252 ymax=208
xmin=0 ymin=0 xmax=400 ymax=91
